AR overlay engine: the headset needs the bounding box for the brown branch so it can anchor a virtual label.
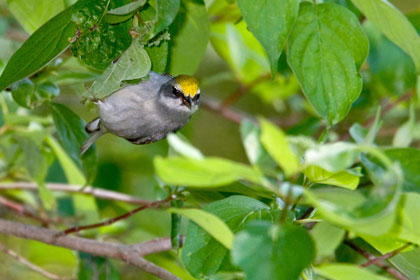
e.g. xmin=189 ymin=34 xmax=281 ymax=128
xmin=0 ymin=182 xmax=151 ymax=205
xmin=0 ymin=241 xmax=71 ymax=280
xmin=0 ymin=219 xmax=180 ymax=280
xmin=201 ymin=96 xmax=256 ymax=125
xmin=361 ymin=243 xmax=412 ymax=268
xmin=133 ymin=236 xmax=185 ymax=256
xmin=59 ymin=195 xmax=174 ymax=236
xmin=344 ymin=240 xmax=408 ymax=280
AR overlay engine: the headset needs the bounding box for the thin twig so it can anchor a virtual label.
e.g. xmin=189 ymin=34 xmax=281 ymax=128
xmin=361 ymin=243 xmax=412 ymax=268
xmin=201 ymin=96 xmax=256 ymax=125
xmin=0 ymin=241 xmax=72 ymax=280
xmin=133 ymin=236 xmax=185 ymax=256
xmin=0 ymin=219 xmax=180 ymax=280
xmin=344 ymin=240 xmax=408 ymax=280
xmin=58 ymin=195 xmax=174 ymax=236
xmin=0 ymin=182 xmax=151 ymax=205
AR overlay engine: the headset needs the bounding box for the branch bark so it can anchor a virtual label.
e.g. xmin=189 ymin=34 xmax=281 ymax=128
xmin=0 ymin=182 xmax=151 ymax=205
xmin=0 ymin=219 xmax=180 ymax=280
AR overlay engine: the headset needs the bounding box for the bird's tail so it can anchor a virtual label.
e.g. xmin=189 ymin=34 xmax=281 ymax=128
xmin=80 ymin=118 xmax=106 ymax=155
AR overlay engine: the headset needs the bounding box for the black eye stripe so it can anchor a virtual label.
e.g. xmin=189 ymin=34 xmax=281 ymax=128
xmin=172 ymin=86 xmax=183 ymax=97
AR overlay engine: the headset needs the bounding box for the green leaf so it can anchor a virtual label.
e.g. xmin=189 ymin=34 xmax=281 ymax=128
xmin=315 ymin=264 xmax=391 ymax=280
xmin=311 ymin=222 xmax=345 ymax=258
xmin=46 ymin=137 xmax=99 ymax=225
xmin=15 ymin=136 xmax=55 ymax=209
xmin=304 ymin=142 xmax=359 ymax=172
xmin=11 ymin=79 xmax=60 ymax=109
xmin=145 ymin=40 xmax=168 ymax=73
xmin=362 ymin=147 xmax=420 ymax=193
xmin=0 ymin=6 xmax=75 ymax=92
xmin=260 ymin=118 xmax=300 ymax=176
xmin=71 ymin=0 xmax=132 ymax=70
xmin=50 ymin=103 xmax=97 ymax=184
xmin=232 ymin=221 xmax=315 ymax=280
xmin=154 ymin=0 xmax=180 ymax=36
xmin=6 ymin=0 xmax=65 ymax=33
xmin=351 ymin=0 xmax=420 ymax=72
xmin=303 ymin=165 xmax=360 ymax=190
xmin=388 ymin=247 xmax=420 ymax=280
xmin=237 ymin=0 xmax=298 ymax=76
xmin=86 ymin=40 xmax=151 ymax=99
xmin=287 ymin=2 xmax=368 ymax=124
xmin=105 ymin=0 xmax=147 ymax=24
xmin=240 ymin=119 xmax=276 ymax=170
xmin=167 ymin=133 xmax=204 ymax=160
xmin=154 ymin=156 xmax=264 ymax=187
xmin=167 ymin=0 xmax=209 ymax=75
xmin=210 ymin=20 xmax=270 ymax=84
xmin=393 ymin=103 xmax=415 ymax=147
xmin=78 ymin=252 xmax=120 ymax=280
xmin=169 ymin=208 xmax=234 ymax=249
xmin=181 ymin=196 xmax=271 ymax=277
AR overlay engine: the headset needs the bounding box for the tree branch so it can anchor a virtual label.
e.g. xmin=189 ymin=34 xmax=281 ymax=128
xmin=0 ymin=182 xmax=151 ymax=205
xmin=344 ymin=240 xmax=408 ymax=280
xmin=201 ymin=96 xmax=256 ymax=125
xmin=0 ymin=219 xmax=180 ymax=280
xmin=0 ymin=241 xmax=71 ymax=280
xmin=361 ymin=243 xmax=412 ymax=268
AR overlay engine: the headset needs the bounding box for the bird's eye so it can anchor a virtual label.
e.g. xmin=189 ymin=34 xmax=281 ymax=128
xmin=193 ymin=94 xmax=200 ymax=101
xmin=172 ymin=86 xmax=183 ymax=97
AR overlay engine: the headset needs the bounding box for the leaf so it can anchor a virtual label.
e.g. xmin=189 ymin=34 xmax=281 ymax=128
xmin=11 ymin=79 xmax=60 ymax=109
xmin=260 ymin=118 xmax=299 ymax=176
xmin=315 ymin=264 xmax=391 ymax=280
xmin=6 ymin=0 xmax=65 ymax=33
xmin=351 ymin=0 xmax=420 ymax=72
xmin=71 ymin=0 xmax=133 ymax=70
xmin=86 ymin=40 xmax=151 ymax=99
xmin=167 ymin=133 xmax=204 ymax=160
xmin=145 ymin=40 xmax=168 ymax=73
xmin=311 ymin=222 xmax=345 ymax=258
xmin=287 ymin=2 xmax=368 ymax=124
xmin=169 ymin=208 xmax=234 ymax=249
xmin=304 ymin=142 xmax=359 ymax=172
xmin=240 ymin=119 xmax=276 ymax=170
xmin=105 ymin=0 xmax=147 ymax=24
xmin=0 ymin=6 xmax=75 ymax=92
xmin=303 ymin=165 xmax=360 ymax=190
xmin=78 ymin=252 xmax=120 ymax=280
xmin=393 ymin=103 xmax=415 ymax=147
xmin=237 ymin=0 xmax=298 ymax=76
xmin=167 ymin=0 xmax=209 ymax=75
xmin=231 ymin=221 xmax=315 ymax=280
xmin=181 ymin=196 xmax=271 ymax=277
xmin=154 ymin=0 xmax=180 ymax=36
xmin=50 ymin=103 xmax=97 ymax=184
xmin=154 ymin=156 xmax=264 ymax=187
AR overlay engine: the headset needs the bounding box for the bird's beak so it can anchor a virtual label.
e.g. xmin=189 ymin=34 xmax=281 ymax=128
xmin=182 ymin=96 xmax=193 ymax=109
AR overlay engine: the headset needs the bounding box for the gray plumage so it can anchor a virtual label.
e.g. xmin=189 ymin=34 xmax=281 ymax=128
xmin=81 ymin=72 xmax=200 ymax=154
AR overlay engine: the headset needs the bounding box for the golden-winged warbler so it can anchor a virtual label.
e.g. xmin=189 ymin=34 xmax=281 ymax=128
xmin=80 ymin=72 xmax=200 ymax=154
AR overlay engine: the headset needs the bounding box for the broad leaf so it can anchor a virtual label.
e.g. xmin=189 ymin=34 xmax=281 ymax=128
xmin=315 ymin=264 xmax=390 ymax=280
xmin=167 ymin=133 xmax=204 ymax=160
xmin=145 ymin=41 xmax=168 ymax=73
xmin=237 ymin=0 xmax=298 ymax=76
xmin=50 ymin=103 xmax=97 ymax=184
xmin=351 ymin=0 xmax=420 ymax=72
xmin=303 ymin=165 xmax=360 ymax=190
xmin=154 ymin=0 xmax=180 ymax=36
xmin=181 ymin=196 xmax=271 ymax=277
xmin=287 ymin=2 xmax=368 ymax=124
xmin=169 ymin=208 xmax=234 ymax=249
xmin=86 ymin=40 xmax=151 ymax=99
xmin=232 ymin=221 xmax=315 ymax=280
xmin=167 ymin=0 xmax=209 ymax=75
xmin=260 ymin=119 xmax=299 ymax=176
xmin=154 ymin=156 xmax=264 ymax=187
xmin=6 ymin=0 xmax=65 ymax=33
xmin=311 ymin=222 xmax=345 ymax=258
xmin=0 ymin=6 xmax=75 ymax=92
xmin=105 ymin=0 xmax=147 ymax=24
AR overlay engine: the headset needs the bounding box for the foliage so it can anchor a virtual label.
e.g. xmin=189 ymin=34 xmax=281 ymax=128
xmin=0 ymin=0 xmax=420 ymax=279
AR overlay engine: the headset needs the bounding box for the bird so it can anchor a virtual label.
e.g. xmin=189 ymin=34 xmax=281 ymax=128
xmin=80 ymin=71 xmax=200 ymax=154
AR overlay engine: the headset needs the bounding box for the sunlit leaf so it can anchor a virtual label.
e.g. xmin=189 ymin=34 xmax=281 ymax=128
xmin=303 ymin=165 xmax=360 ymax=190
xmin=315 ymin=264 xmax=391 ymax=280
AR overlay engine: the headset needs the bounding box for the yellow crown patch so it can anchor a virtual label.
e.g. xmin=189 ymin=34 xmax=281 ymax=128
xmin=175 ymin=75 xmax=199 ymax=97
